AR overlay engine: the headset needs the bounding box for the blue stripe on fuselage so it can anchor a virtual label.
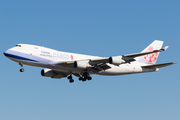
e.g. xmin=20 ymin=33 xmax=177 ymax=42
xmin=4 ymin=50 xmax=56 ymax=64
xmin=4 ymin=52 xmax=38 ymax=62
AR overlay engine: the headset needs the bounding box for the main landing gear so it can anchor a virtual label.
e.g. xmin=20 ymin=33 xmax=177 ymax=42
xmin=67 ymin=72 xmax=92 ymax=83
xmin=79 ymin=72 xmax=92 ymax=82
xmin=67 ymin=74 xmax=74 ymax=83
xmin=19 ymin=63 xmax=24 ymax=72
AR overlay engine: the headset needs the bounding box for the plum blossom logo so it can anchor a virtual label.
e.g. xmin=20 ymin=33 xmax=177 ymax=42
xmin=144 ymin=46 xmax=158 ymax=63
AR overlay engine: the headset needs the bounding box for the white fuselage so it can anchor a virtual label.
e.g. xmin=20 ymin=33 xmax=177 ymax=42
xmin=4 ymin=44 xmax=157 ymax=76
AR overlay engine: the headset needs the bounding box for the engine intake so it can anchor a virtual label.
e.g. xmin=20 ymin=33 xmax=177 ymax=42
xmin=74 ymin=60 xmax=89 ymax=69
xmin=109 ymin=56 xmax=123 ymax=65
xmin=41 ymin=69 xmax=63 ymax=79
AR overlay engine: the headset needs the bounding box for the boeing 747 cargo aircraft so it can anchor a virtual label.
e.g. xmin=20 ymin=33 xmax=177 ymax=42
xmin=4 ymin=40 xmax=175 ymax=83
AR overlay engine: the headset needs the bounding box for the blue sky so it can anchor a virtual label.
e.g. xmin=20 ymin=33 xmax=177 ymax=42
xmin=0 ymin=0 xmax=179 ymax=120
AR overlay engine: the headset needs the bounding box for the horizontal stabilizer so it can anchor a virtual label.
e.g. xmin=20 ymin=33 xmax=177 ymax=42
xmin=141 ymin=62 xmax=176 ymax=69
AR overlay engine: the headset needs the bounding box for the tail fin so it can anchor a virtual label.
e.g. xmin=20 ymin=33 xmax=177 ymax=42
xmin=135 ymin=40 xmax=164 ymax=64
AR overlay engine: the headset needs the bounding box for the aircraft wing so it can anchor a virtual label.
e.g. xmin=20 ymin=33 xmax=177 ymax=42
xmin=90 ymin=46 xmax=168 ymax=63
xmin=141 ymin=62 xmax=176 ymax=69
xmin=56 ymin=46 xmax=168 ymax=68
xmin=57 ymin=59 xmax=111 ymax=71
xmin=123 ymin=46 xmax=168 ymax=58
xmin=56 ymin=58 xmax=109 ymax=65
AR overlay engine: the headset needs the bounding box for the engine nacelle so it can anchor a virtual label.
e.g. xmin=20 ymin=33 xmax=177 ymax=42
xmin=41 ymin=69 xmax=63 ymax=79
xmin=74 ymin=60 xmax=89 ymax=69
xmin=109 ymin=56 xmax=123 ymax=65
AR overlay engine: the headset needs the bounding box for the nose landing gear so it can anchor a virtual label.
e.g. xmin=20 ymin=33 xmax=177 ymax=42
xmin=19 ymin=63 xmax=24 ymax=72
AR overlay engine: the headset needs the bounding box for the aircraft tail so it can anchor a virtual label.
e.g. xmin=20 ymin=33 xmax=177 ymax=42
xmin=135 ymin=40 xmax=164 ymax=64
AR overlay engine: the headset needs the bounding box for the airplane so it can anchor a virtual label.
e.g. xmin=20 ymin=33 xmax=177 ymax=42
xmin=3 ymin=40 xmax=175 ymax=83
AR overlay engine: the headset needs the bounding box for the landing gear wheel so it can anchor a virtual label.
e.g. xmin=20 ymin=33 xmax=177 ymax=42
xmin=68 ymin=75 xmax=72 ymax=79
xmin=20 ymin=68 xmax=24 ymax=72
xmin=19 ymin=63 xmax=24 ymax=72
xmin=67 ymin=74 xmax=74 ymax=83
xmin=87 ymin=76 xmax=92 ymax=80
xmin=82 ymin=72 xmax=92 ymax=81
xmin=82 ymin=78 xmax=86 ymax=82
xmin=69 ymin=79 xmax=74 ymax=83
xmin=79 ymin=77 xmax=83 ymax=81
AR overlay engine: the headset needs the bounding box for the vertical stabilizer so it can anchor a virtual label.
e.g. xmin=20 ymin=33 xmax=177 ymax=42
xmin=135 ymin=40 xmax=164 ymax=64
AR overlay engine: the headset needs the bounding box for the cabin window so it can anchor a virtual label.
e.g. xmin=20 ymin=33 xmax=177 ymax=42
xmin=15 ymin=45 xmax=21 ymax=47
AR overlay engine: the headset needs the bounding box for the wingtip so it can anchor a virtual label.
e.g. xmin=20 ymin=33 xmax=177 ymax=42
xmin=160 ymin=46 xmax=169 ymax=51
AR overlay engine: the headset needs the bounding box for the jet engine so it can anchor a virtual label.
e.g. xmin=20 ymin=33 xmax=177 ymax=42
xmin=41 ymin=69 xmax=63 ymax=78
xmin=74 ymin=60 xmax=90 ymax=69
xmin=109 ymin=56 xmax=124 ymax=65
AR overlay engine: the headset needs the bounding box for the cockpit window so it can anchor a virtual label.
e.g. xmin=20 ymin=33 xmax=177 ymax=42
xmin=15 ymin=45 xmax=21 ymax=47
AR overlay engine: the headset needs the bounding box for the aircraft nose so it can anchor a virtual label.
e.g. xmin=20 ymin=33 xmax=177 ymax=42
xmin=4 ymin=50 xmax=10 ymax=57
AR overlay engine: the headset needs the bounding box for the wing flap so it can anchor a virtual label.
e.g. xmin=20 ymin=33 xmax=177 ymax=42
xmin=90 ymin=63 xmax=111 ymax=73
